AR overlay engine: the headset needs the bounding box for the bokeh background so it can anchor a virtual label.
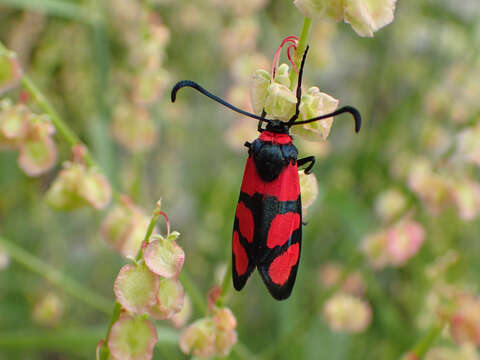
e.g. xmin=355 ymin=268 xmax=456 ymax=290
xmin=1 ymin=0 xmax=480 ymax=359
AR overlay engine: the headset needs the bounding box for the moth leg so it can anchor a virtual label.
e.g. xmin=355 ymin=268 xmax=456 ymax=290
xmin=297 ymin=156 xmax=315 ymax=174
xmin=257 ymin=110 xmax=267 ymax=132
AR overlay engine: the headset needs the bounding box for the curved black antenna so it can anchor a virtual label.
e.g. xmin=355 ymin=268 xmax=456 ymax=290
xmin=171 ymin=80 xmax=270 ymax=123
xmin=290 ymin=106 xmax=362 ymax=133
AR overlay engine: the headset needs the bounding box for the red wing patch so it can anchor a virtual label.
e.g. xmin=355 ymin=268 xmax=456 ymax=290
xmin=240 ymin=157 xmax=299 ymax=202
xmin=267 ymin=212 xmax=301 ymax=248
xmin=232 ymin=231 xmax=248 ymax=276
xmin=268 ymin=243 xmax=300 ymax=286
xmin=236 ymin=202 xmax=254 ymax=243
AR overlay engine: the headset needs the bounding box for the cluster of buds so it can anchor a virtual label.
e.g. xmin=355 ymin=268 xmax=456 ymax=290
xmin=102 ymin=206 xmax=186 ymax=360
xmin=112 ymin=12 xmax=169 ymax=153
xmin=0 ymin=99 xmax=57 ymax=176
xmin=361 ymin=217 xmax=426 ymax=269
xmin=447 ymin=292 xmax=480 ymax=346
xmin=293 ymin=0 xmax=397 ymax=37
xmin=408 ymin=158 xmax=480 ymax=221
xmin=101 ymin=196 xmax=151 ymax=258
xmin=46 ymin=147 xmax=111 ymax=211
xmin=323 ymin=293 xmax=372 ymax=333
xmin=180 ymin=306 xmax=238 ymax=358
xmin=250 ymin=37 xmax=340 ymax=142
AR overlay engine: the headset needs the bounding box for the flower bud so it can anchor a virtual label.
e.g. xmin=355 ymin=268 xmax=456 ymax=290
xmin=0 ymin=50 xmax=22 ymax=95
xmin=215 ymin=327 xmax=238 ymax=357
xmin=113 ymin=263 xmax=160 ymax=314
xmin=291 ymin=87 xmax=339 ymax=141
xmin=179 ymin=318 xmax=216 ymax=358
xmin=46 ymin=162 xmax=112 ymax=210
xmin=374 ymin=188 xmax=406 ymax=222
xmin=108 ymin=313 xmax=157 ymax=360
xmin=451 ymin=180 xmax=480 ymax=221
xmin=319 ymin=263 xmax=366 ymax=297
xmin=344 ymin=0 xmax=397 ymax=37
xmin=264 ymin=79 xmax=297 ymax=122
xmin=250 ymin=69 xmax=271 ymax=115
xmin=299 ymin=170 xmax=319 ymax=213
xmin=101 ymin=196 xmax=150 ymax=258
xmin=112 ymin=105 xmax=157 ymax=153
xmin=32 ymin=292 xmax=63 ymax=327
xmin=17 ymin=118 xmax=57 ymax=177
xmin=408 ymin=159 xmax=450 ymax=215
xmin=323 ymin=293 xmax=372 ymax=333
xmin=293 ymin=0 xmax=397 ymax=38
xmin=386 ymin=219 xmax=425 ymax=266
xmin=213 ymin=307 xmax=237 ymax=331
xmin=0 ymin=100 xmax=28 ymax=148
xmin=144 ymin=235 xmax=185 ymax=278
xmin=361 ymin=229 xmax=390 ymax=269
xmin=449 ymin=293 xmax=480 ymax=346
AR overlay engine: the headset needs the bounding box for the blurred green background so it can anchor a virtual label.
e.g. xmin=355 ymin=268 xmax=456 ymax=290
xmin=1 ymin=0 xmax=480 ymax=359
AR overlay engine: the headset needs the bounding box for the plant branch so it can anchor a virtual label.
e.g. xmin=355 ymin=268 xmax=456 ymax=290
xmin=0 ymin=236 xmax=111 ymax=314
xmin=406 ymin=321 xmax=446 ymax=359
xmin=289 ymin=17 xmax=312 ymax=91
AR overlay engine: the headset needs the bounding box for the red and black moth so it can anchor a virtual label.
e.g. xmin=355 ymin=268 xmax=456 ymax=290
xmin=171 ymin=46 xmax=361 ymax=300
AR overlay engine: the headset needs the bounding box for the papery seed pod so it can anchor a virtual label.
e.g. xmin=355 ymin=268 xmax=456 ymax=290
xmin=449 ymin=293 xmax=480 ymax=346
xmin=108 ymin=313 xmax=158 ymax=360
xmin=17 ymin=119 xmax=57 ymax=177
xmin=0 ymin=50 xmax=22 ymax=95
xmin=323 ymin=293 xmax=372 ymax=333
xmin=179 ymin=318 xmax=216 ymax=358
xmin=361 ymin=229 xmax=390 ymax=269
xmin=113 ymin=263 xmax=160 ymax=314
xmin=149 ymin=278 xmax=184 ymax=320
xmin=374 ymin=188 xmax=407 ymax=222
xmin=101 ymin=196 xmax=151 ymax=258
xmin=170 ymin=295 xmax=192 ymax=328
xmin=32 ymin=292 xmax=63 ymax=327
xmin=386 ymin=219 xmax=425 ymax=267
xmin=144 ymin=236 xmax=185 ymax=278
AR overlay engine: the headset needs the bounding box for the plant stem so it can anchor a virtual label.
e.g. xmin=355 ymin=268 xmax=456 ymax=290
xmin=289 ymin=17 xmax=313 ymax=90
xmin=0 ymin=236 xmax=111 ymax=314
xmin=408 ymin=321 xmax=446 ymax=359
xmin=216 ymin=260 xmax=232 ymax=307
xmin=135 ymin=205 xmax=161 ymax=261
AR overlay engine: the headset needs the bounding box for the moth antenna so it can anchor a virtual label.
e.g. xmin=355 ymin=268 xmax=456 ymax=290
xmin=290 ymin=106 xmax=362 ymax=133
xmin=171 ymin=80 xmax=269 ymax=122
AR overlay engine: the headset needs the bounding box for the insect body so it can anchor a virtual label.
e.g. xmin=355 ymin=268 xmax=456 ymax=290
xmin=171 ymin=47 xmax=361 ymax=300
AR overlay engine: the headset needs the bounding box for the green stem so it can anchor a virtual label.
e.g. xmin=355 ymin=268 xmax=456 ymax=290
xmin=179 ymin=271 xmax=208 ymax=314
xmin=0 ymin=236 xmax=111 ymax=314
xmin=409 ymin=321 xmax=446 ymax=359
xmin=216 ymin=260 xmax=232 ymax=307
xmin=289 ymin=17 xmax=313 ymax=91
xmin=135 ymin=206 xmax=161 ymax=261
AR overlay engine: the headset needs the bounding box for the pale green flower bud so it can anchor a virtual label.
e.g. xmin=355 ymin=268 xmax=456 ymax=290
xmin=275 ymin=63 xmax=291 ymax=88
xmin=180 ymin=318 xmax=216 ymax=358
xmin=264 ymin=81 xmax=297 ymax=122
xmin=149 ymin=278 xmax=185 ymax=320
xmin=292 ymin=86 xmax=339 ymax=141
xmin=293 ymin=0 xmax=397 ymax=38
xmin=344 ymin=0 xmax=397 ymax=38
xmin=250 ymin=69 xmax=271 ymax=115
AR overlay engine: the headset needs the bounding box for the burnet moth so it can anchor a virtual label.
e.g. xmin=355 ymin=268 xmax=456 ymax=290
xmin=171 ymin=45 xmax=361 ymax=300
